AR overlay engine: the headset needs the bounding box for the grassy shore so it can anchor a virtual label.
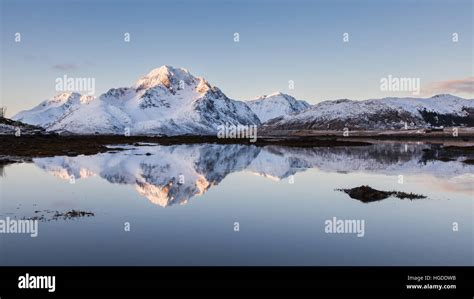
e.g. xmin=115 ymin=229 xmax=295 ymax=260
xmin=1 ymin=133 xmax=473 ymax=163
xmin=0 ymin=134 xmax=371 ymax=159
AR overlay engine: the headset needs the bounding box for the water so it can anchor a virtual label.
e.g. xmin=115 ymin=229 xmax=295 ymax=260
xmin=0 ymin=142 xmax=472 ymax=266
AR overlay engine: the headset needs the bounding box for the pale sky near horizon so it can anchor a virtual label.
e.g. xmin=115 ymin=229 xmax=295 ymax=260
xmin=1 ymin=0 xmax=472 ymax=117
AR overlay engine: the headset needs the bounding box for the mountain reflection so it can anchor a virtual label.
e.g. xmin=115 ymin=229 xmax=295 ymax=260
xmin=32 ymin=143 xmax=473 ymax=207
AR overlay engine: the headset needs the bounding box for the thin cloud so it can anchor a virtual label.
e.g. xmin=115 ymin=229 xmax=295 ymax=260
xmin=51 ymin=63 xmax=79 ymax=71
xmin=422 ymin=77 xmax=474 ymax=95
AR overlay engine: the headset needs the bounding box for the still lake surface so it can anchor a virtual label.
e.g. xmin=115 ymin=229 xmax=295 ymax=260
xmin=0 ymin=142 xmax=472 ymax=265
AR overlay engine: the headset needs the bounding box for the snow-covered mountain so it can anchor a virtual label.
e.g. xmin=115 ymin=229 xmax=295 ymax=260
xmin=264 ymin=94 xmax=474 ymax=130
xmin=13 ymin=66 xmax=260 ymax=135
xmin=13 ymin=93 xmax=94 ymax=129
xmin=13 ymin=67 xmax=474 ymax=134
xmin=246 ymin=92 xmax=311 ymax=122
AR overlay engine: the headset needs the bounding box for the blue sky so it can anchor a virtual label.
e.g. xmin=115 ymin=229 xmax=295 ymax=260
xmin=1 ymin=0 xmax=472 ymax=116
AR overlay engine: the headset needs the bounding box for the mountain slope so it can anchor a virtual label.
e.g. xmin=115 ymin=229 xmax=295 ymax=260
xmin=264 ymin=94 xmax=474 ymax=130
xmin=0 ymin=117 xmax=46 ymax=135
xmin=13 ymin=66 xmax=260 ymax=135
xmin=247 ymin=92 xmax=310 ymax=122
xmin=13 ymin=92 xmax=94 ymax=128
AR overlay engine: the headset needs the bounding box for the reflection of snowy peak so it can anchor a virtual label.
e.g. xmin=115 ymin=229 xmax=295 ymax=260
xmin=247 ymin=92 xmax=311 ymax=122
xmin=13 ymin=66 xmax=260 ymax=135
xmin=248 ymin=144 xmax=474 ymax=179
xmin=265 ymin=94 xmax=474 ymax=130
xmin=34 ymin=144 xmax=260 ymax=207
xmin=33 ymin=143 xmax=472 ymax=207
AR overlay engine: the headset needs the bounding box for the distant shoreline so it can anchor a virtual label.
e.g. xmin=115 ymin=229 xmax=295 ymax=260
xmin=0 ymin=135 xmax=370 ymax=160
xmin=1 ymin=132 xmax=474 ymax=162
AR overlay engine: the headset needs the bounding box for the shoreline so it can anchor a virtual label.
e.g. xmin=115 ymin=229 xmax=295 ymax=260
xmin=0 ymin=134 xmax=371 ymax=159
xmin=1 ymin=133 xmax=473 ymax=162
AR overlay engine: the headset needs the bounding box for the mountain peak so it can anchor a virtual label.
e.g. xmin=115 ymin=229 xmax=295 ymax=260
xmin=48 ymin=92 xmax=81 ymax=104
xmin=147 ymin=65 xmax=189 ymax=77
xmin=47 ymin=92 xmax=94 ymax=105
xmin=269 ymin=91 xmax=285 ymax=97
xmin=256 ymin=92 xmax=285 ymax=100
xmin=135 ymin=65 xmax=196 ymax=90
xmin=247 ymin=93 xmax=311 ymax=122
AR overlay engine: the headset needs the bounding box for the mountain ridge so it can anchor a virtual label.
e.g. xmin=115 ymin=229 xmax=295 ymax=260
xmin=11 ymin=65 xmax=474 ymax=135
xmin=247 ymin=92 xmax=311 ymax=122
xmin=13 ymin=66 xmax=260 ymax=136
xmin=264 ymin=94 xmax=474 ymax=130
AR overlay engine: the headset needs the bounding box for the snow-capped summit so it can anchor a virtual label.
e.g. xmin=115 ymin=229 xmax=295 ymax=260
xmin=247 ymin=92 xmax=311 ymax=122
xmin=264 ymin=94 xmax=474 ymax=130
xmin=13 ymin=66 xmax=260 ymax=135
xmin=135 ymin=65 xmax=196 ymax=91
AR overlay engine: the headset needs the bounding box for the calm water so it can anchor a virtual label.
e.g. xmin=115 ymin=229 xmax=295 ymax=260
xmin=0 ymin=142 xmax=472 ymax=266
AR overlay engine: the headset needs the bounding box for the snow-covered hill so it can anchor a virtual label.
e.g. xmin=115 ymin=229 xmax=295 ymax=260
xmin=246 ymin=92 xmax=310 ymax=122
xmin=264 ymin=94 xmax=474 ymax=130
xmin=13 ymin=66 xmax=260 ymax=135
xmin=13 ymin=93 xmax=94 ymax=129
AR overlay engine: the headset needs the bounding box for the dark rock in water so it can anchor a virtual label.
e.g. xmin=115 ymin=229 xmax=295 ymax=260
xmin=337 ymin=185 xmax=426 ymax=203
xmin=339 ymin=185 xmax=391 ymax=202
